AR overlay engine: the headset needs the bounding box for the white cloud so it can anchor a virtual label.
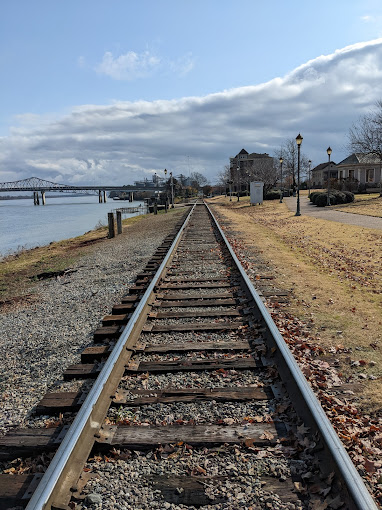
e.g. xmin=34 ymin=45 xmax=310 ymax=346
xmin=95 ymin=49 xmax=195 ymax=80
xmin=95 ymin=50 xmax=161 ymax=80
xmin=2 ymin=39 xmax=382 ymax=184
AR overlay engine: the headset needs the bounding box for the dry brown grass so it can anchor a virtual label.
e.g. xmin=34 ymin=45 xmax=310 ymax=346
xmin=334 ymin=194 xmax=382 ymax=218
xmin=208 ymin=195 xmax=382 ymax=411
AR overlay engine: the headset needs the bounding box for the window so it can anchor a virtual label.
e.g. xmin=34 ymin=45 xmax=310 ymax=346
xmin=366 ymin=168 xmax=374 ymax=182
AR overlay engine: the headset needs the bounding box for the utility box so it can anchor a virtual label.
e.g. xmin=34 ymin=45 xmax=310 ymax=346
xmin=250 ymin=181 xmax=264 ymax=205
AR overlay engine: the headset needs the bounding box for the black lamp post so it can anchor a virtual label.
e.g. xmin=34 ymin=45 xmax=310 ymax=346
xmin=295 ymin=133 xmax=303 ymax=216
xmin=279 ymin=157 xmax=283 ymax=203
xmin=170 ymin=171 xmax=174 ymax=208
xmin=237 ymin=165 xmax=240 ymax=202
xmin=164 ymin=169 xmax=169 ymax=210
xmin=326 ymin=147 xmax=332 ymax=206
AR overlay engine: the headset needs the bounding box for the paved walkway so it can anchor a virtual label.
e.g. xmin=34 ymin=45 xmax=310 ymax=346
xmin=283 ymin=196 xmax=382 ymax=231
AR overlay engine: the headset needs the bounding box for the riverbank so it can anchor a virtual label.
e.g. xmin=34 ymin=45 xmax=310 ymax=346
xmin=0 ymin=213 xmax=147 ymax=305
xmin=0 ymin=207 xmax=186 ymax=435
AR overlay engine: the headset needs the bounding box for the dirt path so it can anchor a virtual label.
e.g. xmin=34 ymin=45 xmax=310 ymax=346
xmin=284 ymin=196 xmax=382 ymax=231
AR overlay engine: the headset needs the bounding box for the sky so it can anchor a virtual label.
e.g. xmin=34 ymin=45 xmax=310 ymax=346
xmin=1 ymin=0 xmax=382 ymax=186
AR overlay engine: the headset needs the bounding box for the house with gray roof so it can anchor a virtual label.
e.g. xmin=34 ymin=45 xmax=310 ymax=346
xmin=336 ymin=153 xmax=381 ymax=187
xmin=312 ymin=153 xmax=381 ymax=190
xmin=311 ymin=161 xmax=337 ymax=188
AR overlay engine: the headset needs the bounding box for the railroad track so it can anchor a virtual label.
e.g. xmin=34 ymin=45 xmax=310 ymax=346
xmin=0 ymin=202 xmax=377 ymax=510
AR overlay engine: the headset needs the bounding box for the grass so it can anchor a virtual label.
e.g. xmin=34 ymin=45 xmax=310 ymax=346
xmin=208 ymin=195 xmax=382 ymax=412
xmin=0 ymin=213 xmax=150 ymax=305
xmin=334 ymin=193 xmax=382 ymax=217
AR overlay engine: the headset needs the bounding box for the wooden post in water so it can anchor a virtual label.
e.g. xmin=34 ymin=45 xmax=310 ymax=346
xmin=108 ymin=212 xmax=115 ymax=238
xmin=116 ymin=211 xmax=122 ymax=234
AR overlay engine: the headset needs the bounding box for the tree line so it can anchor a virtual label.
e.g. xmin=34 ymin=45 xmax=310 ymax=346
xmin=164 ymin=171 xmax=212 ymax=199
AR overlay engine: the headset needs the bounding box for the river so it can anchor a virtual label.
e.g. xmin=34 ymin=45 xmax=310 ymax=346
xmin=0 ymin=195 xmax=145 ymax=258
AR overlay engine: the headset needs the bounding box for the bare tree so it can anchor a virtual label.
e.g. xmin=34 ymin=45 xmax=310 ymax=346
xmin=279 ymin=139 xmax=310 ymax=188
xmin=190 ymin=171 xmax=208 ymax=189
xmin=348 ymin=100 xmax=382 ymax=194
xmin=247 ymin=157 xmax=278 ymax=196
xmin=215 ymin=165 xmax=231 ymax=195
xmin=216 ymin=165 xmax=230 ymax=186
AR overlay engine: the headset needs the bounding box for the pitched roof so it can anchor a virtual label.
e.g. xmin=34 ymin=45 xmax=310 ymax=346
xmin=337 ymin=153 xmax=381 ymax=165
xmin=312 ymin=162 xmax=337 ymax=172
xmin=247 ymin=152 xmax=272 ymax=159
xmin=238 ymin=148 xmax=248 ymax=155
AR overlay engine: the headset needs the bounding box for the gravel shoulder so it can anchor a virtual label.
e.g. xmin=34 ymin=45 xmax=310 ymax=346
xmin=0 ymin=209 xmax=186 ymax=435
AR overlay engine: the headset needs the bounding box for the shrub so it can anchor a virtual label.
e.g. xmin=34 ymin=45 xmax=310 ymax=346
xmin=315 ymin=193 xmax=330 ymax=207
xmin=311 ymin=190 xmax=354 ymax=206
xmin=333 ymin=191 xmax=347 ymax=204
xmin=265 ymin=191 xmax=280 ymax=200
xmin=343 ymin=191 xmax=355 ymax=203
xmin=309 ymin=192 xmax=321 ymax=203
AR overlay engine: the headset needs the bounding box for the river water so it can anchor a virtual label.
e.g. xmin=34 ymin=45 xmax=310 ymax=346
xmin=0 ymin=195 xmax=145 ymax=258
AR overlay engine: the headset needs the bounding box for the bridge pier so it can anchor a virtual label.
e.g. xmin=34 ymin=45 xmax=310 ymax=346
xmin=103 ymin=190 xmax=107 ymax=203
xmin=41 ymin=191 xmax=46 ymax=205
xmin=129 ymin=191 xmax=134 ymax=202
xmin=33 ymin=192 xmax=40 ymax=205
xmin=98 ymin=190 xmax=103 ymax=203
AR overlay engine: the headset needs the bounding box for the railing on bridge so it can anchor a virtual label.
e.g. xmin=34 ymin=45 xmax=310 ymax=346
xmin=0 ymin=177 xmax=164 ymax=205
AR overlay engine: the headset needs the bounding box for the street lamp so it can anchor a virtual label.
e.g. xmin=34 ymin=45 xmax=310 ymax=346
xmin=279 ymin=157 xmax=283 ymax=203
xmin=326 ymin=147 xmax=332 ymax=206
xmin=228 ymin=180 xmax=232 ymax=201
xmin=237 ymin=164 xmax=240 ymax=202
xmin=295 ymin=133 xmax=303 ymax=216
xmin=170 ymin=171 xmax=174 ymax=208
xmin=164 ymin=169 xmax=169 ymax=210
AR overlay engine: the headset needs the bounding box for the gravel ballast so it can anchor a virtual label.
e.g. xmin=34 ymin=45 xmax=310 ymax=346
xmin=0 ymin=210 xmax=186 ymax=435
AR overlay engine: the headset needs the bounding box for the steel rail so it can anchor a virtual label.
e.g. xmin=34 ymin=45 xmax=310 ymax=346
xmin=26 ymin=204 xmax=195 ymax=510
xmin=205 ymin=202 xmax=377 ymax=510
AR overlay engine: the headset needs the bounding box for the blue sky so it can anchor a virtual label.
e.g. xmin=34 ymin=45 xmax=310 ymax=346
xmin=1 ymin=0 xmax=382 ymax=184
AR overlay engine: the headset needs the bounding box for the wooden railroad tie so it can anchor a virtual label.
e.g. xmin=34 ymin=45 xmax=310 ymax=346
xmin=146 ymin=474 xmax=299 ymax=507
xmin=112 ymin=386 xmax=271 ymax=406
xmin=96 ymin=422 xmax=288 ymax=448
xmin=63 ymin=356 xmax=261 ymax=380
xmin=149 ymin=309 xmax=243 ymax=319
xmin=159 ymin=292 xmax=237 ymax=300
xmin=81 ymin=339 xmax=254 ymax=363
xmin=141 ymin=321 xmax=247 ymax=333
xmin=163 ymin=276 xmax=237 ymax=283
xmin=34 ymin=385 xmax=271 ymax=415
xmin=158 ymin=282 xmax=232 ymax=289
xmin=0 ymin=422 xmax=286 ymax=459
xmin=154 ymin=298 xmax=239 ymax=308
xmin=0 ymin=460 xmax=299 ymax=508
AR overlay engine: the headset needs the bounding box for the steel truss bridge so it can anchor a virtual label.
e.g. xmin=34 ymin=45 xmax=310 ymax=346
xmin=0 ymin=177 xmax=164 ymax=205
